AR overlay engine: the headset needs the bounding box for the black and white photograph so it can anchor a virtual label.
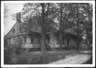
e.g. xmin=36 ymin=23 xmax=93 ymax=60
xmin=1 ymin=0 xmax=95 ymax=67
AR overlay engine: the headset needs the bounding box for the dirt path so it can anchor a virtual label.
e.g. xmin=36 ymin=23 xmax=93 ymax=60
xmin=50 ymin=53 xmax=91 ymax=64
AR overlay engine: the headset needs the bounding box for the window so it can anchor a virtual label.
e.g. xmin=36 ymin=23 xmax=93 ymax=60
xmin=45 ymin=34 xmax=50 ymax=43
xmin=20 ymin=27 xmax=21 ymax=32
xmin=13 ymin=28 xmax=15 ymax=33
xmin=31 ymin=37 xmax=33 ymax=43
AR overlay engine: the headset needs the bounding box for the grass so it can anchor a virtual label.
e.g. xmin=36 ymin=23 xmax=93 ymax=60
xmin=6 ymin=50 xmax=77 ymax=64
xmin=16 ymin=52 xmax=67 ymax=64
xmin=5 ymin=50 xmax=92 ymax=64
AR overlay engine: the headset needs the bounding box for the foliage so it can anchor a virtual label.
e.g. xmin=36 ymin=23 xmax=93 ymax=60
xmin=15 ymin=3 xmax=92 ymax=50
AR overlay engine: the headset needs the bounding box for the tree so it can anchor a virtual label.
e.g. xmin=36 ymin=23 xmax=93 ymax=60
xmin=21 ymin=3 xmax=92 ymax=50
xmin=58 ymin=3 xmax=92 ymax=49
xmin=4 ymin=4 xmax=9 ymax=26
xmin=67 ymin=3 xmax=92 ymax=49
xmin=22 ymin=3 xmax=60 ymax=51
xmin=77 ymin=3 xmax=92 ymax=49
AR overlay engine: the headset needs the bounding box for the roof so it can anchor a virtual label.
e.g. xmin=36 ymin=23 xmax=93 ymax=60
xmin=4 ymin=22 xmax=18 ymax=38
xmin=4 ymin=21 xmax=42 ymax=39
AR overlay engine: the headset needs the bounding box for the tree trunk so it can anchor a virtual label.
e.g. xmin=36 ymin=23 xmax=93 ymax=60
xmin=41 ymin=33 xmax=46 ymax=52
xmin=59 ymin=33 xmax=63 ymax=49
xmin=77 ymin=29 xmax=79 ymax=49
xmin=76 ymin=5 xmax=79 ymax=49
xmin=85 ymin=28 xmax=89 ymax=49
xmin=59 ymin=3 xmax=63 ymax=50
xmin=41 ymin=3 xmax=46 ymax=52
xmin=67 ymin=39 xmax=69 ymax=49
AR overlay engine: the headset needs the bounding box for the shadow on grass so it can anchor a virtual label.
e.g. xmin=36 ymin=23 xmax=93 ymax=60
xmin=16 ymin=52 xmax=67 ymax=64
xmin=5 ymin=51 xmax=75 ymax=64
xmin=83 ymin=57 xmax=92 ymax=64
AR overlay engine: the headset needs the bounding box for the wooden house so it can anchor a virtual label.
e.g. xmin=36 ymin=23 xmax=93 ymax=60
xmin=4 ymin=12 xmax=80 ymax=52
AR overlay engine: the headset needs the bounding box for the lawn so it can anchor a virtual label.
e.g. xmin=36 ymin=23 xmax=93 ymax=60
xmin=5 ymin=50 xmax=92 ymax=64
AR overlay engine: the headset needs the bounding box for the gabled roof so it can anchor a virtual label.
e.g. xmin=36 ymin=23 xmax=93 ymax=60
xmin=4 ymin=21 xmax=21 ymax=39
xmin=4 ymin=21 xmax=42 ymax=39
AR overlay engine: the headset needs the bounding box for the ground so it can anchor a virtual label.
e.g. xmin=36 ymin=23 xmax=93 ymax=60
xmin=50 ymin=53 xmax=91 ymax=64
xmin=5 ymin=50 xmax=92 ymax=64
xmin=49 ymin=50 xmax=92 ymax=64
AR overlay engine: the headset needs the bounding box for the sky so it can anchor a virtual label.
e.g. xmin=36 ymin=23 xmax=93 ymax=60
xmin=4 ymin=3 xmax=24 ymax=35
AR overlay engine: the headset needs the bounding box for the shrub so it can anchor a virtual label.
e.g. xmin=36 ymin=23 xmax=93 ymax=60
xmin=4 ymin=44 xmax=16 ymax=64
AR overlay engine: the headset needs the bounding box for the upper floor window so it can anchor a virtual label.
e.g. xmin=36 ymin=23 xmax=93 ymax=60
xmin=13 ymin=28 xmax=15 ymax=33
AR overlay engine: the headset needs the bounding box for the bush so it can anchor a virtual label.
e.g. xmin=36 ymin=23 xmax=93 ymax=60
xmin=4 ymin=43 xmax=23 ymax=64
xmin=4 ymin=44 xmax=16 ymax=64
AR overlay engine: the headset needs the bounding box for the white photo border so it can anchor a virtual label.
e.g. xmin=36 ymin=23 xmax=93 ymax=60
xmin=1 ymin=0 xmax=95 ymax=67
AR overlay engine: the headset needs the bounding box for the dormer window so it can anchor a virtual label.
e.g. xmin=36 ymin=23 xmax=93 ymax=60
xmin=13 ymin=28 xmax=15 ymax=33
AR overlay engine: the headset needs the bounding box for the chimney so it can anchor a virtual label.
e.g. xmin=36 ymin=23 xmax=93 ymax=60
xmin=16 ymin=12 xmax=21 ymax=22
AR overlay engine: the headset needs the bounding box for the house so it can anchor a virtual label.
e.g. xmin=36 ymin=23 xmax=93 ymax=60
xmin=4 ymin=12 xmax=80 ymax=52
xmin=4 ymin=12 xmax=42 ymax=51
